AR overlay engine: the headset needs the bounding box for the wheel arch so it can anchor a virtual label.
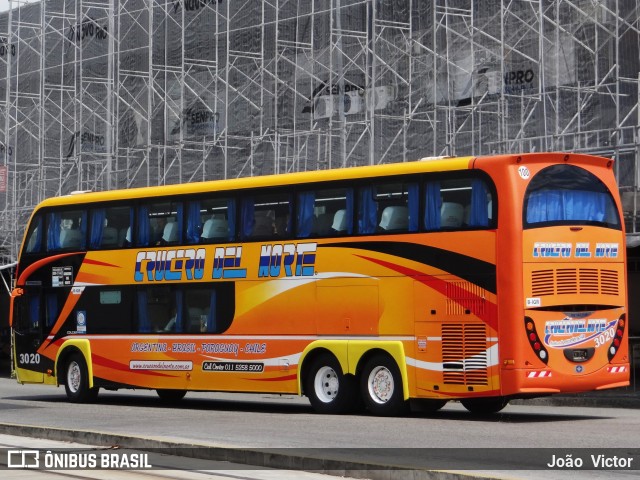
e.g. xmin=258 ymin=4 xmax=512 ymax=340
xmin=351 ymin=341 xmax=410 ymax=401
xmin=298 ymin=341 xmax=349 ymax=395
xmin=297 ymin=340 xmax=409 ymax=400
xmin=55 ymin=339 xmax=94 ymax=389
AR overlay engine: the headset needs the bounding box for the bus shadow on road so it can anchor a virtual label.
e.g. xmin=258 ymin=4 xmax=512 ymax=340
xmin=4 ymin=391 xmax=316 ymax=415
xmin=409 ymin=406 xmax=610 ymax=423
xmin=4 ymin=392 xmax=612 ymax=423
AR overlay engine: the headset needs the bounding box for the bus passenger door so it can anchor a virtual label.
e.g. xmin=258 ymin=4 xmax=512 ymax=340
xmin=12 ymin=288 xmax=45 ymax=383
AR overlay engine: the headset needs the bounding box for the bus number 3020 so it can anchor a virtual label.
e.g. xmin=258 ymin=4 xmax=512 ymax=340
xmin=595 ymin=328 xmax=616 ymax=348
xmin=19 ymin=353 xmax=41 ymax=365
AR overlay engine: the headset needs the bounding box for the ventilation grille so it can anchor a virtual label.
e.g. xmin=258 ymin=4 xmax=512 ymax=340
xmin=442 ymin=323 xmax=488 ymax=386
xmin=446 ymin=281 xmax=486 ymax=316
xmin=531 ymin=268 xmax=619 ymax=297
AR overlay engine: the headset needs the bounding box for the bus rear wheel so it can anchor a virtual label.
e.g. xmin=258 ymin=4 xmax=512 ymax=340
xmin=360 ymin=354 xmax=408 ymax=417
xmin=305 ymin=353 xmax=358 ymax=414
xmin=64 ymin=353 xmax=99 ymax=403
xmin=461 ymin=397 xmax=509 ymax=415
xmin=156 ymin=389 xmax=187 ymax=403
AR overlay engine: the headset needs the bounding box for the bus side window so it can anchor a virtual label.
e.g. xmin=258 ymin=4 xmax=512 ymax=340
xmin=89 ymin=206 xmax=132 ymax=249
xmin=297 ymin=187 xmax=353 ymax=238
xmin=465 ymin=179 xmax=491 ymax=228
xmin=138 ymin=287 xmax=180 ymax=333
xmin=241 ymin=193 xmax=291 ymax=240
xmin=138 ymin=202 xmax=183 ymax=247
xmin=195 ymin=198 xmax=235 ymax=243
xmin=47 ymin=210 xmax=87 ymax=251
xmin=375 ymin=182 xmax=418 ymax=233
xmin=185 ymin=288 xmax=217 ymax=333
xmin=424 ymin=176 xmax=493 ymax=231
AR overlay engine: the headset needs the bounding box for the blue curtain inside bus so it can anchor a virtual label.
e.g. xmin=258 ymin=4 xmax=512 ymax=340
xmin=241 ymin=198 xmax=255 ymax=239
xmin=424 ymin=181 xmax=441 ymax=230
xmin=469 ymin=179 xmax=489 ymax=227
xmin=408 ymin=183 xmax=419 ymax=232
xmin=527 ymin=190 xmax=607 ymax=223
xmin=206 ymin=290 xmax=217 ymax=333
xmin=89 ymin=209 xmax=106 ymax=249
xmin=359 ymin=186 xmax=377 ymax=234
xmin=136 ymin=206 xmax=150 ymax=246
xmin=45 ymin=293 xmax=58 ymax=327
xmin=137 ymin=291 xmax=150 ymax=333
xmin=186 ymin=202 xmax=201 ymax=244
xmin=297 ymin=192 xmax=315 ymax=238
xmin=47 ymin=212 xmax=62 ymax=250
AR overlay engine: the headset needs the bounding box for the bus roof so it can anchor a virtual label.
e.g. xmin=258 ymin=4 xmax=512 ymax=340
xmin=36 ymin=156 xmax=474 ymax=209
xmin=33 ymin=152 xmax=612 ymax=209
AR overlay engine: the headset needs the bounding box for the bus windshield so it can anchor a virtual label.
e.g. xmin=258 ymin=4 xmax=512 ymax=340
xmin=523 ymin=164 xmax=621 ymax=229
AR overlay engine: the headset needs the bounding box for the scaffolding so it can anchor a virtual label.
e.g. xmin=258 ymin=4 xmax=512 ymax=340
xmin=0 ymin=0 xmax=638 ymax=262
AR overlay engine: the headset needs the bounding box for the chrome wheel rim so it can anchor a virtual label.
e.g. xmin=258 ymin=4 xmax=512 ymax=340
xmin=67 ymin=361 xmax=81 ymax=394
xmin=367 ymin=366 xmax=394 ymax=404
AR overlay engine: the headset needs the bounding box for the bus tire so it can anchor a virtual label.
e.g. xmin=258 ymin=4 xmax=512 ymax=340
xmin=64 ymin=353 xmax=99 ymax=403
xmin=360 ymin=354 xmax=408 ymax=416
xmin=461 ymin=397 xmax=509 ymax=415
xmin=156 ymin=389 xmax=187 ymax=403
xmin=305 ymin=353 xmax=358 ymax=414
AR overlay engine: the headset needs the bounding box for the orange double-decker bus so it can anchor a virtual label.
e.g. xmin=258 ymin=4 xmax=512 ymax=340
xmin=10 ymin=152 xmax=629 ymax=415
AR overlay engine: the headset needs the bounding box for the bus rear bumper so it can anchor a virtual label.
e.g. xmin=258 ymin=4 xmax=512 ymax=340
xmin=501 ymin=365 xmax=630 ymax=397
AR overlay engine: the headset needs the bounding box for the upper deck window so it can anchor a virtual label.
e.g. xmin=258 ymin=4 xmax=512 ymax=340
xmin=524 ymin=164 xmax=621 ymax=229
xmin=47 ymin=209 xmax=87 ymax=251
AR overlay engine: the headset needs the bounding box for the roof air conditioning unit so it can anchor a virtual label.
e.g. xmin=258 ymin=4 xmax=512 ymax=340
xmin=313 ymin=95 xmax=335 ymax=119
xmin=343 ymin=90 xmax=365 ymax=115
xmin=370 ymin=85 xmax=397 ymax=110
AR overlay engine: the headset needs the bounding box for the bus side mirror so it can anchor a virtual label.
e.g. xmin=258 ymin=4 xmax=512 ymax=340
xmin=9 ymin=288 xmax=23 ymax=328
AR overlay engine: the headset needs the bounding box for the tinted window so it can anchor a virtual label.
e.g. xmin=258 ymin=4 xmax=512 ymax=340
xmin=188 ymin=197 xmax=236 ymax=244
xmin=424 ymin=177 xmax=494 ymax=231
xmin=24 ymin=214 xmax=43 ymax=254
xmin=524 ymin=165 xmax=620 ymax=229
xmin=296 ymin=187 xmax=353 ymax=237
xmin=47 ymin=209 xmax=87 ymax=251
xmin=89 ymin=206 xmax=132 ymax=249
xmin=241 ymin=192 xmax=292 ymax=240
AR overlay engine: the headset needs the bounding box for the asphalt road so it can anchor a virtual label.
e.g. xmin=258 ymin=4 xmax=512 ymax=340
xmin=0 ymin=378 xmax=639 ymax=479
xmin=0 ymin=433 xmax=355 ymax=480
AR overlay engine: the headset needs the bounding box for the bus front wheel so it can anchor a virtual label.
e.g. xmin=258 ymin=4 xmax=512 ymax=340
xmin=64 ymin=353 xmax=99 ymax=403
xmin=360 ymin=354 xmax=408 ymax=416
xmin=305 ymin=353 xmax=358 ymax=414
xmin=461 ymin=397 xmax=509 ymax=415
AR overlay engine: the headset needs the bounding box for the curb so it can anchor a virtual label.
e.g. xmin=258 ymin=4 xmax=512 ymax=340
xmin=0 ymin=422 xmax=500 ymax=480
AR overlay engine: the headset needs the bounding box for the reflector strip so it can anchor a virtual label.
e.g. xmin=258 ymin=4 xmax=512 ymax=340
xmin=527 ymin=371 xmax=552 ymax=378
xmin=607 ymin=366 xmax=627 ymax=373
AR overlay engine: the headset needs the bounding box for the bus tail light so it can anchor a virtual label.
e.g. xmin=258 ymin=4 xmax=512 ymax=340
xmin=607 ymin=314 xmax=626 ymax=361
xmin=524 ymin=316 xmax=548 ymax=364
